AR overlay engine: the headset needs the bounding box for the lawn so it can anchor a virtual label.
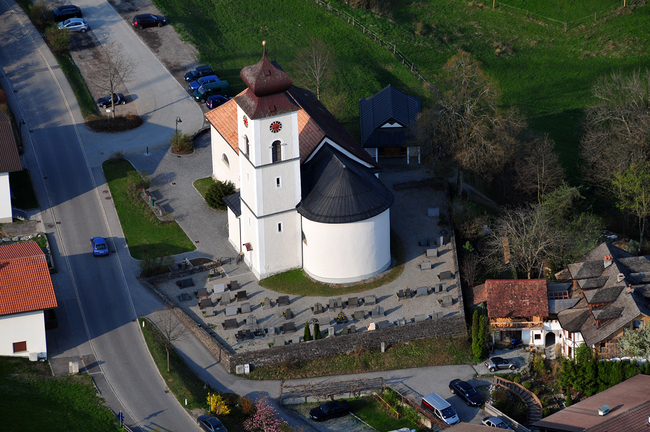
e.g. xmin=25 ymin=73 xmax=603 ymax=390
xmin=102 ymin=159 xmax=195 ymax=260
xmin=0 ymin=356 xmax=120 ymax=432
xmin=193 ymin=177 xmax=215 ymax=199
xmin=259 ymin=229 xmax=405 ymax=296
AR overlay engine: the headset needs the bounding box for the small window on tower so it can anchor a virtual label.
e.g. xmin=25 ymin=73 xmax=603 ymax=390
xmin=222 ymin=153 xmax=229 ymax=167
xmin=244 ymin=135 xmax=250 ymax=156
xmin=302 ymin=231 xmax=307 ymax=245
xmin=272 ymin=141 xmax=282 ymax=163
xmin=277 ymin=222 xmax=283 ymax=233
xmin=276 ymin=177 xmax=281 ymax=188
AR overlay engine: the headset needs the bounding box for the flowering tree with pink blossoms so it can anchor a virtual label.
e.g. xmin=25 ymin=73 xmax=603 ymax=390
xmin=243 ymin=398 xmax=287 ymax=432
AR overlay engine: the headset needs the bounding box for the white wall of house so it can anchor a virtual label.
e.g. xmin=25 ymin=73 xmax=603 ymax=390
xmin=210 ymin=126 xmax=240 ymax=188
xmin=0 ymin=172 xmax=13 ymax=223
xmin=227 ymin=209 xmax=240 ymax=253
xmin=0 ymin=310 xmax=47 ymax=359
xmin=560 ymin=329 xmax=584 ymax=358
xmin=525 ymin=321 xmax=563 ymax=347
xmin=302 ymin=209 xmax=391 ymax=283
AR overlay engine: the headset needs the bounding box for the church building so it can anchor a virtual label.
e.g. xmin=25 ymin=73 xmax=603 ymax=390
xmin=205 ymin=43 xmax=394 ymax=283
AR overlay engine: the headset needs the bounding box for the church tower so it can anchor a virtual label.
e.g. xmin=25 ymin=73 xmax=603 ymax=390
xmin=233 ymin=42 xmax=302 ymax=279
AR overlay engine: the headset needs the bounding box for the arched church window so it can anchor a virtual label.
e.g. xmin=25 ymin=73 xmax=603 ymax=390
xmin=222 ymin=153 xmax=230 ymax=167
xmin=272 ymin=141 xmax=282 ymax=163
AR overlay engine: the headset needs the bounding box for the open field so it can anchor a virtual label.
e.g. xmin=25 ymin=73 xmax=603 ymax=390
xmin=149 ymin=0 xmax=648 ymax=181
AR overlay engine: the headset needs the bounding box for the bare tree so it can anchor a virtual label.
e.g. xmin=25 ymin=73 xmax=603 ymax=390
xmin=580 ymin=69 xmax=650 ymax=193
xmin=152 ymin=305 xmax=187 ymax=372
xmin=93 ymin=41 xmax=135 ymax=118
xmin=293 ymin=38 xmax=335 ymax=100
xmin=515 ymin=134 xmax=565 ymax=203
xmin=483 ymin=205 xmax=560 ymax=279
xmin=415 ymin=51 xmax=525 ymax=192
xmin=612 ymin=161 xmax=650 ymax=248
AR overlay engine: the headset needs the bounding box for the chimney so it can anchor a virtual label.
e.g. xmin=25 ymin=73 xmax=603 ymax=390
xmin=604 ymin=255 xmax=612 ymax=268
xmin=617 ymin=273 xmax=625 ymax=283
xmin=598 ymin=405 xmax=610 ymax=416
xmin=628 ymin=284 xmax=633 ymax=294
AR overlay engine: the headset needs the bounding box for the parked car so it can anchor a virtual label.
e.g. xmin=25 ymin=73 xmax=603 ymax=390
xmin=184 ymin=65 xmax=214 ymax=82
xmin=448 ymin=379 xmax=484 ymax=406
xmin=193 ymin=80 xmax=231 ymax=103
xmin=52 ymin=4 xmax=82 ymax=22
xmin=206 ymin=95 xmax=231 ymax=109
xmin=58 ymin=17 xmax=89 ymax=32
xmin=482 ymin=416 xmax=514 ymax=430
xmin=485 ymin=357 xmax=518 ymax=372
xmin=90 ymin=237 xmax=109 ymax=256
xmin=189 ymin=74 xmax=220 ymax=91
xmin=421 ymin=392 xmax=460 ymax=426
xmin=132 ymin=14 xmax=166 ymax=29
xmin=309 ymin=400 xmax=350 ymax=421
xmin=197 ymin=415 xmax=227 ymax=432
xmin=96 ymin=93 xmax=126 ymax=108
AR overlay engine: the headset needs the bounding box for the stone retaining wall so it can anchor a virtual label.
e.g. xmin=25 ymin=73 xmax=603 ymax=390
xmin=230 ymin=314 xmax=467 ymax=373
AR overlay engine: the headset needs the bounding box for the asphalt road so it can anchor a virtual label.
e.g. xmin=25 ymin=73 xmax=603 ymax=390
xmin=0 ymin=0 xmax=202 ymax=430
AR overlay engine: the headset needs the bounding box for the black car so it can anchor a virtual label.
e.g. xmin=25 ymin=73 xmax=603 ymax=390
xmin=132 ymin=14 xmax=167 ymax=29
xmin=309 ymin=400 xmax=350 ymax=421
xmin=206 ymin=95 xmax=231 ymax=109
xmin=52 ymin=5 xmax=82 ymax=22
xmin=96 ymin=93 xmax=126 ymax=108
xmin=449 ymin=379 xmax=484 ymax=406
xmin=184 ymin=65 xmax=214 ymax=82
xmin=485 ymin=357 xmax=518 ymax=372
xmin=197 ymin=415 xmax=227 ymax=432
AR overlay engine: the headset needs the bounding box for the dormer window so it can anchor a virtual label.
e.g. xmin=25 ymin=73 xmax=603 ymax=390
xmin=272 ymin=140 xmax=282 ymax=163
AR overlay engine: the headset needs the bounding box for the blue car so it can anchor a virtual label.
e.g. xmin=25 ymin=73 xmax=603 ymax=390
xmin=90 ymin=237 xmax=109 ymax=256
xmin=206 ymin=95 xmax=231 ymax=109
xmin=189 ymin=75 xmax=219 ymax=92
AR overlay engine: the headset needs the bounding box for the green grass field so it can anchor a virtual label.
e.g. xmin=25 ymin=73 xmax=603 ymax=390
xmin=102 ymin=159 xmax=195 ymax=260
xmin=149 ymin=0 xmax=649 ymax=184
xmin=489 ymin=0 xmax=622 ymax=22
xmin=0 ymin=357 xmax=119 ymax=432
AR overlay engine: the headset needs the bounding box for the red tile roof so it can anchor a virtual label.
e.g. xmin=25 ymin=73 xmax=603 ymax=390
xmin=486 ymin=279 xmax=548 ymax=318
xmin=0 ymin=111 xmax=22 ymax=173
xmin=205 ymin=95 xmax=240 ymax=154
xmin=0 ymin=242 xmax=57 ymax=316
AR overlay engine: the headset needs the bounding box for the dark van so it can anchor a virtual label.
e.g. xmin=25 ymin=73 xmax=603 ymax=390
xmin=193 ymin=81 xmax=231 ymax=102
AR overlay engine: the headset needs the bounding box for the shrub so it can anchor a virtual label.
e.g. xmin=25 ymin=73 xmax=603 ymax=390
xmin=303 ymin=321 xmax=312 ymax=341
xmin=45 ymin=26 xmax=69 ymax=54
xmin=126 ymin=171 xmax=151 ymax=201
xmin=565 ymin=389 xmax=573 ymax=407
xmin=514 ymin=376 xmax=521 ymax=384
xmin=138 ymin=255 xmax=174 ymax=277
xmin=240 ymin=396 xmax=255 ymax=415
xmin=522 ymin=381 xmax=532 ymax=389
xmin=29 ymin=0 xmax=51 ymax=30
xmin=207 ymin=393 xmax=231 ymax=416
xmin=170 ymin=132 xmax=193 ymax=154
xmin=244 ymin=397 xmax=287 ymax=432
xmin=314 ymin=323 xmax=321 ymax=340
xmin=205 ymin=180 xmax=236 ymax=210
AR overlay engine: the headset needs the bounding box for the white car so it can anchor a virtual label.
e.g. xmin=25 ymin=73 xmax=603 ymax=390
xmin=58 ymin=18 xmax=89 ymax=32
xmin=482 ymin=416 xmax=514 ymax=430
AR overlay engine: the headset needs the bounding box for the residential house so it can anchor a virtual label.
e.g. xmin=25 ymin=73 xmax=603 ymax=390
xmin=532 ymin=374 xmax=650 ymax=431
xmin=556 ymin=242 xmax=650 ymax=359
xmin=485 ymin=279 xmax=550 ymax=347
xmin=0 ymin=111 xmax=23 ymax=223
xmin=0 ymin=241 xmax=58 ymax=360
xmin=205 ymin=43 xmax=394 ymax=282
xmin=358 ymin=85 xmax=421 ymax=164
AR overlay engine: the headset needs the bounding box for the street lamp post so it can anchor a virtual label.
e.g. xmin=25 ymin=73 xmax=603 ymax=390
xmin=175 ymin=116 xmax=182 ymax=134
xmin=18 ymin=119 xmax=26 ymax=147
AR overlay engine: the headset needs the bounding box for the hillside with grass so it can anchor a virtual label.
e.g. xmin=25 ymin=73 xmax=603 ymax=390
xmin=151 ymin=0 xmax=648 ymax=178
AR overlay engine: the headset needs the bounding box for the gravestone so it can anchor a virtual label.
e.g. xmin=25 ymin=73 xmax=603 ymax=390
xmin=240 ymin=303 xmax=251 ymax=314
xmin=414 ymin=314 xmax=427 ymax=323
xmin=426 ymin=248 xmax=438 ymax=258
xmin=420 ymin=261 xmax=432 ymax=270
xmin=225 ymin=305 xmax=238 ymax=317
xmin=416 ymin=286 xmax=428 ymax=297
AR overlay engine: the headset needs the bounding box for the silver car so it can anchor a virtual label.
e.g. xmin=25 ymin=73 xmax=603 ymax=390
xmin=58 ymin=18 xmax=89 ymax=32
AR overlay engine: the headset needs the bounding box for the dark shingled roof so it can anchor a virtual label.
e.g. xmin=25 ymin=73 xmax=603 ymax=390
xmin=485 ymin=279 xmax=549 ymax=319
xmin=222 ymin=192 xmax=241 ymax=217
xmin=548 ymin=298 xmax=580 ymax=315
xmin=582 ymin=242 xmax=634 ymax=262
xmin=557 ymin=307 xmax=590 ymax=332
xmin=568 ymin=260 xmax=604 ymax=279
xmin=235 ymin=46 xmax=298 ymax=120
xmin=359 ymin=85 xmax=421 ymax=148
xmin=0 ymin=112 xmax=22 ymax=173
xmin=619 ymin=256 xmax=650 ymax=273
xmin=592 ymin=307 xmax=624 ymax=321
xmin=577 ymin=277 xmax=608 ymax=290
xmin=297 ymin=145 xmax=393 ymax=223
xmin=583 ymin=285 xmax=624 ymax=305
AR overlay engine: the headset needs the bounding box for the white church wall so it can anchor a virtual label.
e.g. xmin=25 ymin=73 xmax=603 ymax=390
xmin=257 ymin=112 xmax=300 ymax=166
xmin=0 ymin=310 xmax=47 ymax=359
xmin=260 ymin=162 xmax=300 ymax=216
xmin=227 ymin=209 xmax=241 ymax=253
xmin=210 ymin=126 xmax=240 ymax=188
xmin=240 ymin=204 xmax=261 ymax=279
xmin=257 ymin=211 xmax=302 ymax=279
xmin=0 ymin=172 xmax=12 ymax=223
xmin=302 ymin=209 xmax=391 ymax=283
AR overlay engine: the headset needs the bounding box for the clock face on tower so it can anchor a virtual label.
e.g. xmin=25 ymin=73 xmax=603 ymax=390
xmin=269 ymin=121 xmax=282 ymax=133
xmin=243 ymin=115 xmax=248 ymax=127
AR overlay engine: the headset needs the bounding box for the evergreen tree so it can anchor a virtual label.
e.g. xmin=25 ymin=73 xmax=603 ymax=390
xmin=559 ymin=357 xmax=576 ymax=392
xmin=597 ymin=360 xmax=613 ymax=392
xmin=314 ymin=323 xmax=321 ymax=340
xmin=479 ymin=315 xmax=491 ymax=359
xmin=565 ymin=387 xmax=573 ymax=407
xmin=471 ymin=311 xmax=481 ymax=360
xmin=645 ymin=360 xmax=650 ymax=375
xmin=626 ymin=361 xmax=641 ymax=380
xmin=611 ymin=361 xmax=625 ymax=385
xmin=303 ymin=321 xmax=312 ymax=341
xmin=584 ymin=357 xmax=599 ymax=396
